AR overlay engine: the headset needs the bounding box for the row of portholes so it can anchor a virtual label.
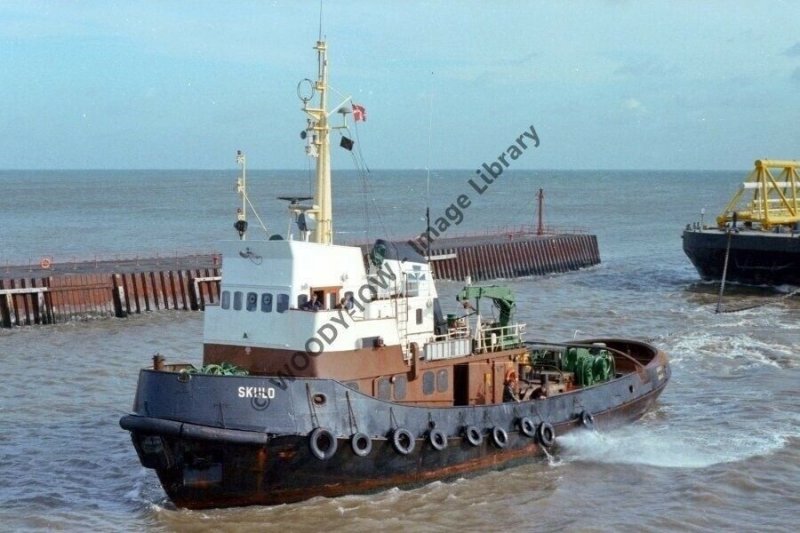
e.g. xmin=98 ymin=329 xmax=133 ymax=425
xmin=307 ymin=416 xmax=564 ymax=461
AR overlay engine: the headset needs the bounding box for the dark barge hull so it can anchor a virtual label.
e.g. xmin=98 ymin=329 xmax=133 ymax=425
xmin=120 ymin=340 xmax=669 ymax=509
xmin=682 ymin=228 xmax=800 ymax=285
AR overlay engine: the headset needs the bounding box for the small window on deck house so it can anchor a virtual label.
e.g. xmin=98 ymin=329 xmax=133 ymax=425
xmin=261 ymin=293 xmax=273 ymax=312
xmin=276 ymin=293 xmax=289 ymax=313
xmin=221 ymin=291 xmax=230 ymax=309
xmin=297 ymin=294 xmax=308 ymax=309
xmin=246 ymin=292 xmax=258 ymax=311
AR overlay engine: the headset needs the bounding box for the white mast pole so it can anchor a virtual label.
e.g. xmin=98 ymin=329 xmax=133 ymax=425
xmin=236 ymin=150 xmax=247 ymax=240
xmin=311 ymin=40 xmax=332 ymax=244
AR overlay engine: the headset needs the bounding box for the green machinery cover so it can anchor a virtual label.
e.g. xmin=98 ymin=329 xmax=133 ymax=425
xmin=564 ymin=347 xmax=615 ymax=386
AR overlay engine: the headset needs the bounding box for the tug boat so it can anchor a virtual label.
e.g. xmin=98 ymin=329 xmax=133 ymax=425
xmin=683 ymin=159 xmax=800 ymax=286
xmin=120 ymin=39 xmax=670 ymax=509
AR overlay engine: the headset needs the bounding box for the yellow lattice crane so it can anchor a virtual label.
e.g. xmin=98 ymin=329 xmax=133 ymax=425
xmin=717 ymin=159 xmax=800 ymax=230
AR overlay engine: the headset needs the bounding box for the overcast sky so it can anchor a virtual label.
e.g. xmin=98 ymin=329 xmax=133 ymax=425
xmin=2 ymin=1 xmax=799 ymax=170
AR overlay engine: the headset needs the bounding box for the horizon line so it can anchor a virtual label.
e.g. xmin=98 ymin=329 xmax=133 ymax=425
xmin=0 ymin=167 xmax=746 ymax=173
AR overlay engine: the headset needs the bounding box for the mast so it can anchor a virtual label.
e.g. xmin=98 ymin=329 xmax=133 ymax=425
xmin=302 ymin=40 xmax=333 ymax=245
xmin=234 ymin=150 xmax=248 ymax=240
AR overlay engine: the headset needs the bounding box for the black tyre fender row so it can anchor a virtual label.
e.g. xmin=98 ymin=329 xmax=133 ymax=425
xmin=308 ymin=417 xmax=558 ymax=460
xmin=518 ymin=417 xmax=556 ymax=447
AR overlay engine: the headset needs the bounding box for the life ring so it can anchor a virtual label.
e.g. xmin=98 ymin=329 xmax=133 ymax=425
xmin=464 ymin=425 xmax=483 ymax=447
xmin=309 ymin=427 xmax=338 ymax=460
xmin=491 ymin=426 xmax=509 ymax=448
xmin=428 ymin=428 xmax=447 ymax=451
xmin=580 ymin=410 xmax=595 ymax=429
xmin=537 ymin=422 xmax=555 ymax=448
xmin=392 ymin=427 xmax=415 ymax=455
xmin=350 ymin=432 xmax=372 ymax=457
xmin=39 ymin=257 xmax=52 ymax=270
xmin=519 ymin=417 xmax=536 ymax=438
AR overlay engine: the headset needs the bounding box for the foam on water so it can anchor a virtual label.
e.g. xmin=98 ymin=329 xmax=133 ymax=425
xmin=666 ymin=329 xmax=797 ymax=369
xmin=557 ymin=422 xmax=791 ymax=469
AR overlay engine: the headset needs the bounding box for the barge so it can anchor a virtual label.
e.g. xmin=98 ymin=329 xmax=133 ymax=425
xmin=683 ymin=159 xmax=800 ymax=286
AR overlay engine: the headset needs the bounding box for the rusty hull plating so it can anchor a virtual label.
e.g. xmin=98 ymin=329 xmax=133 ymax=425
xmin=121 ymin=340 xmax=670 ymax=509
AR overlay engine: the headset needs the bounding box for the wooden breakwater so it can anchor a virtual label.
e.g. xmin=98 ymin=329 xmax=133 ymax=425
xmin=1 ymin=230 xmax=599 ymax=328
xmin=0 ymin=254 xmax=221 ymax=327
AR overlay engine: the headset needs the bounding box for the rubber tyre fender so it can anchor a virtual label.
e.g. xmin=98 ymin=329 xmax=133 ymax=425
xmin=580 ymin=410 xmax=595 ymax=429
xmin=537 ymin=422 xmax=556 ymax=448
xmin=464 ymin=425 xmax=483 ymax=447
xmin=428 ymin=428 xmax=448 ymax=451
xmin=519 ymin=417 xmax=536 ymax=438
xmin=350 ymin=432 xmax=372 ymax=457
xmin=491 ymin=426 xmax=509 ymax=448
xmin=309 ymin=427 xmax=338 ymax=460
xmin=392 ymin=427 xmax=416 ymax=455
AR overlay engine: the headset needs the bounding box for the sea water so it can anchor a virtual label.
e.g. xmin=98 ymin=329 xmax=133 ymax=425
xmin=0 ymin=169 xmax=798 ymax=532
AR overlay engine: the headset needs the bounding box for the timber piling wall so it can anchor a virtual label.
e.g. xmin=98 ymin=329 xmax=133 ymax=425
xmin=1 ymin=232 xmax=599 ymax=328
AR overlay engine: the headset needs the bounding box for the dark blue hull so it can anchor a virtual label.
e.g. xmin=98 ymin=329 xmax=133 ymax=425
xmin=120 ymin=342 xmax=670 ymax=509
xmin=683 ymin=228 xmax=800 ymax=285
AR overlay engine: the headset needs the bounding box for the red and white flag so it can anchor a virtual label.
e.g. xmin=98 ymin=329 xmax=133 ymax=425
xmin=352 ymin=104 xmax=366 ymax=122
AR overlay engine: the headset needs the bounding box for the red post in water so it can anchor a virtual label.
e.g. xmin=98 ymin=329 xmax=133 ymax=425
xmin=536 ymin=188 xmax=544 ymax=235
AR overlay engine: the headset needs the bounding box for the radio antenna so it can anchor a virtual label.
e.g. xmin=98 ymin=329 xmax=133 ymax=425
xmin=425 ymin=78 xmax=434 ymax=260
xmin=318 ymin=0 xmax=323 ymax=41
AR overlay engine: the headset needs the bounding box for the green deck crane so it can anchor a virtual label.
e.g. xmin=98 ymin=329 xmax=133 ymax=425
xmin=456 ymin=285 xmax=516 ymax=328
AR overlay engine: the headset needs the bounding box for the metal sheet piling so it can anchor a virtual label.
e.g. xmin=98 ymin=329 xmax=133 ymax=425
xmin=1 ymin=233 xmax=599 ymax=328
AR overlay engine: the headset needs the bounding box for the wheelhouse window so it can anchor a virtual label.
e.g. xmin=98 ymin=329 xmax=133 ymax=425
xmin=233 ymin=291 xmax=243 ymax=310
xmin=261 ymin=293 xmax=273 ymax=313
xmin=406 ymin=273 xmax=420 ymax=297
xmin=276 ymin=293 xmax=289 ymax=313
xmin=221 ymin=290 xmax=230 ymax=309
xmin=246 ymin=292 xmax=258 ymax=312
